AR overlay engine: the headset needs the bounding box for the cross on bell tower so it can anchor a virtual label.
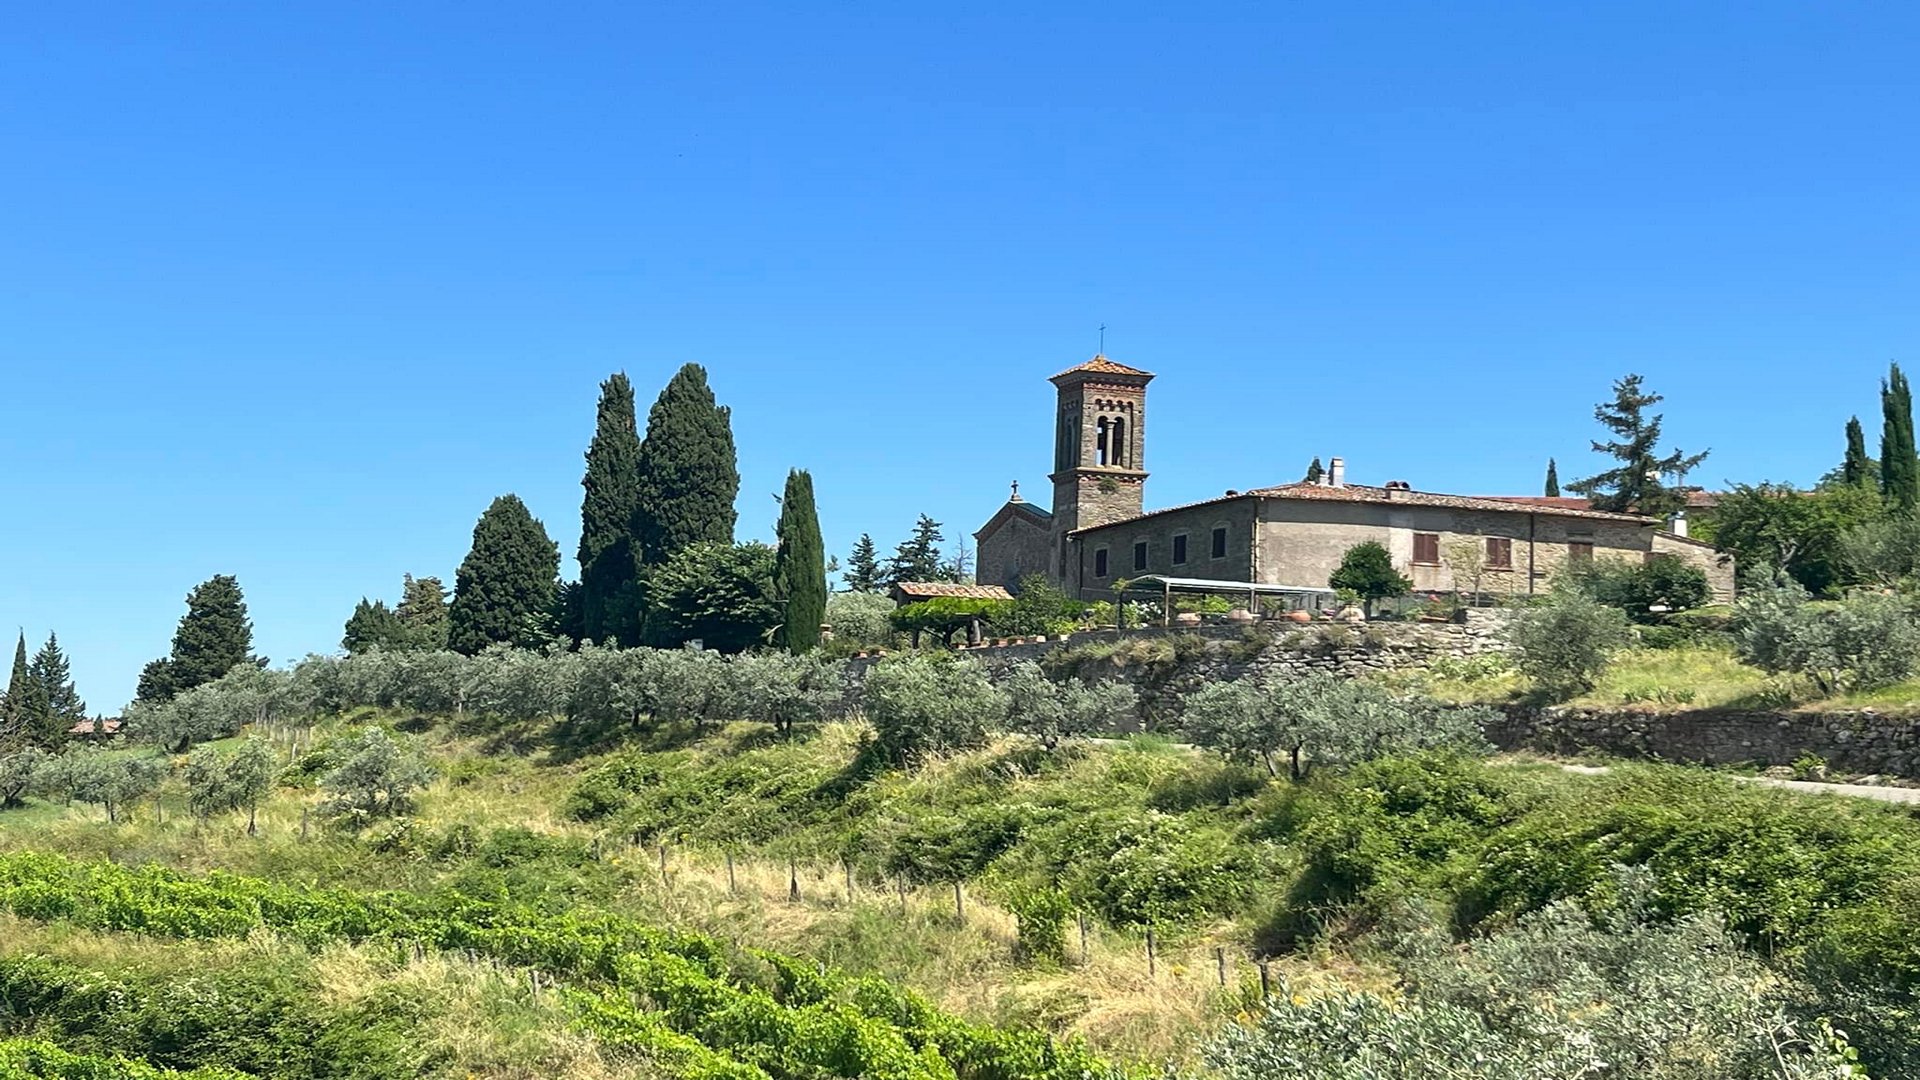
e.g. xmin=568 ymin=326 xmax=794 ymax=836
xmin=1048 ymin=355 xmax=1153 ymax=579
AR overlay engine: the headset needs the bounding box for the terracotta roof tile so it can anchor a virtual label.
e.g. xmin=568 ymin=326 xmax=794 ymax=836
xmin=1069 ymin=482 xmax=1655 ymax=535
xmin=1050 ymin=355 xmax=1153 ymax=380
xmin=890 ymin=582 xmax=1015 ymax=601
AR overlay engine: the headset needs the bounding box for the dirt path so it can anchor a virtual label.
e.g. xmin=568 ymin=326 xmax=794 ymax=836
xmin=1554 ymin=762 xmax=1920 ymax=805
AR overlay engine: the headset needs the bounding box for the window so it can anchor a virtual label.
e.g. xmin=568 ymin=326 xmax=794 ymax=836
xmin=1094 ymin=547 xmax=1109 ymax=578
xmin=1485 ymin=537 xmax=1513 ymax=570
xmin=1112 ymin=417 xmax=1128 ymax=469
xmin=1568 ymin=541 xmax=1594 ymax=563
xmin=1133 ymin=541 xmax=1148 ymax=571
xmin=1210 ymin=527 xmax=1229 ymax=559
xmin=1172 ymin=533 xmax=1189 ymax=565
xmin=1413 ymin=532 xmax=1441 ymax=565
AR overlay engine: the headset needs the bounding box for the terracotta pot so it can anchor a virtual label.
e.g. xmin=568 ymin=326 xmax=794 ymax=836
xmin=1286 ymin=610 xmax=1313 ymax=624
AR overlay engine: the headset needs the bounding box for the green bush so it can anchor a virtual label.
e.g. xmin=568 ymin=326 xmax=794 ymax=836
xmin=1568 ymin=554 xmax=1712 ymax=622
xmin=862 ymin=653 xmax=1007 ymax=764
xmin=1506 ymin=590 xmax=1632 ymax=699
xmin=1734 ymin=576 xmax=1920 ymax=693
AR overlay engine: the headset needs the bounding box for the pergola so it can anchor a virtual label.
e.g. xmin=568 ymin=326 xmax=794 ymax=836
xmin=1109 ymin=575 xmax=1338 ymax=626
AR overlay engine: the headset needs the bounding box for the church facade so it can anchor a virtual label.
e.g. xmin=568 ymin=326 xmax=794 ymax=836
xmin=975 ymin=357 xmax=1735 ymax=603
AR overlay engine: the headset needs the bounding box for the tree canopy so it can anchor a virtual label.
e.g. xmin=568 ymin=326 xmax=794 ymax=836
xmin=772 ymin=469 xmax=827 ymax=653
xmin=138 ymin=575 xmax=258 ymax=703
xmin=1329 ymin=541 xmax=1412 ymax=614
xmin=633 ymin=364 xmax=739 ymax=567
xmin=448 ymin=495 xmax=561 ymax=654
xmin=1881 ymin=363 xmax=1917 ymax=509
xmin=1565 ymin=374 xmax=1707 ymax=516
xmin=579 ymin=372 xmax=645 ymax=644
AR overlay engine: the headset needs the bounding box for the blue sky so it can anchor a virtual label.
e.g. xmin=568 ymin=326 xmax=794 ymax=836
xmin=3 ymin=2 xmax=1917 ymax=708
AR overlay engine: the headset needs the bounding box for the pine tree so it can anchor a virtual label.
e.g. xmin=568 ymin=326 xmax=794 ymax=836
xmin=145 ymin=575 xmax=257 ymax=700
xmin=844 ymin=534 xmax=882 ymax=593
xmin=633 ymin=364 xmax=740 ymax=566
xmin=1544 ymin=459 xmax=1561 ymax=497
xmin=772 ymin=469 xmax=827 ymax=653
xmin=1565 ymin=374 xmax=1708 ymax=516
xmin=394 ymin=574 xmax=450 ymax=650
xmin=27 ymin=634 xmax=83 ymax=747
xmin=1881 ymin=364 xmax=1918 ymax=510
xmin=886 ymin=516 xmax=946 ymax=584
xmin=448 ymin=495 xmax=561 ymax=654
xmin=1304 ymin=457 xmax=1326 ymax=484
xmin=578 ymin=372 xmax=645 ymax=644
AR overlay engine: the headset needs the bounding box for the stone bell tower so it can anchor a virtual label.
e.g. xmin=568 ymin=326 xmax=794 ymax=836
xmin=1048 ymin=355 xmax=1153 ymax=580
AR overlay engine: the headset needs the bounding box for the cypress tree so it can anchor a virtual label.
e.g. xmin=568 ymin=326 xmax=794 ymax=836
xmin=448 ymin=495 xmax=561 ymax=654
xmin=844 ymin=534 xmax=882 ymax=593
xmin=159 ymin=575 xmax=257 ymax=695
xmin=3 ymin=634 xmax=33 ymax=747
xmin=27 ymin=634 xmax=83 ymax=746
xmin=395 ymin=574 xmax=450 ymax=650
xmin=633 ymin=364 xmax=740 ymax=566
xmin=341 ymin=599 xmax=405 ymax=654
xmin=1544 ymin=459 xmax=1561 ymax=497
xmin=1304 ymin=457 xmax=1326 ymax=484
xmin=1882 ymin=364 xmax=1918 ymax=509
xmin=1843 ymin=415 xmax=1873 ymax=488
xmin=578 ymin=373 xmax=645 ymax=644
xmin=773 ymin=469 xmax=827 ymax=654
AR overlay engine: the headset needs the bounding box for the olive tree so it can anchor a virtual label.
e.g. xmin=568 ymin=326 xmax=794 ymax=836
xmin=1002 ymin=661 xmax=1136 ymax=747
xmin=320 ymin=728 xmax=433 ymax=824
xmin=1506 ymin=589 xmax=1633 ymax=700
xmin=862 ymin=652 xmax=1008 ymax=764
xmin=1183 ymin=673 xmax=1489 ymax=780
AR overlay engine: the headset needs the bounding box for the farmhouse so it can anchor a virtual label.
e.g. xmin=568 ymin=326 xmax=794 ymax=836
xmin=975 ymin=357 xmax=1734 ymax=604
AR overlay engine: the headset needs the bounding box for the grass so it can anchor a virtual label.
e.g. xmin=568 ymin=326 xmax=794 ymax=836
xmin=1395 ymin=643 xmax=1920 ymax=714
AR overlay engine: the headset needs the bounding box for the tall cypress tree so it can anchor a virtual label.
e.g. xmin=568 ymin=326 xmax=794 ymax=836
xmin=844 ymin=534 xmax=882 ymax=593
xmin=27 ymin=634 xmax=83 ymax=746
xmin=149 ymin=575 xmax=257 ymax=697
xmin=448 ymin=494 xmax=561 ymax=654
xmin=3 ymin=634 xmax=32 ymax=747
xmin=1882 ymin=364 xmax=1918 ymax=509
xmin=1304 ymin=457 xmax=1326 ymax=484
xmin=1843 ymin=415 xmax=1873 ymax=488
xmin=578 ymin=373 xmax=645 ymax=644
xmin=633 ymin=364 xmax=740 ymax=566
xmin=1544 ymin=459 xmax=1560 ymax=497
xmin=773 ymin=469 xmax=827 ymax=654
xmin=394 ymin=574 xmax=450 ymax=650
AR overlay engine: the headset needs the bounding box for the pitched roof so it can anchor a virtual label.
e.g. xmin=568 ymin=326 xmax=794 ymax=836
xmin=1069 ymin=482 xmax=1654 ymax=535
xmin=973 ymin=497 xmax=1051 ymax=541
xmin=1050 ymin=355 xmax=1153 ymax=381
xmin=890 ymin=582 xmax=1015 ymax=602
xmin=1245 ymin=482 xmax=1654 ymax=522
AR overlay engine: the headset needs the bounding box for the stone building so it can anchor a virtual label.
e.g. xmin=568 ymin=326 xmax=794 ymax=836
xmin=975 ymin=356 xmax=1735 ymax=603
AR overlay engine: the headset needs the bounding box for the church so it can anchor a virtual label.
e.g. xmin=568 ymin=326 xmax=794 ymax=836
xmin=974 ymin=357 xmax=1734 ymax=603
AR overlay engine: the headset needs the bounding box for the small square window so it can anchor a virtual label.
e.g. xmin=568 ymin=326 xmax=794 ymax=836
xmin=1133 ymin=541 xmax=1148 ymax=571
xmin=1568 ymin=541 xmax=1594 ymax=563
xmin=1485 ymin=537 xmax=1513 ymax=570
xmin=1172 ymin=534 xmax=1188 ymax=565
xmin=1210 ymin=527 xmax=1228 ymax=559
xmin=1094 ymin=548 xmax=1109 ymax=578
xmin=1413 ymin=533 xmax=1440 ymax=565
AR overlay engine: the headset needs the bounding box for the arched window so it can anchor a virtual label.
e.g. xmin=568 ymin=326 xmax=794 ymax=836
xmin=1111 ymin=416 xmax=1128 ymax=468
xmin=1096 ymin=417 xmax=1111 ymax=466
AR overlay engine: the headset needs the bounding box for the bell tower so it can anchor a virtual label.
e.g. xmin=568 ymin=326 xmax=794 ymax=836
xmin=1049 ymin=355 xmax=1153 ymax=580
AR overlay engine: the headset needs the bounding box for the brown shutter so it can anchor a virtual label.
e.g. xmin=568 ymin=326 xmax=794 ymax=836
xmin=1414 ymin=533 xmax=1440 ymax=565
xmin=1485 ymin=538 xmax=1513 ymax=569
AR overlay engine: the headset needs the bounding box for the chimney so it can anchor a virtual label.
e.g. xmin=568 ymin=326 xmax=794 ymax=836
xmin=1667 ymin=509 xmax=1688 ymax=538
xmin=1328 ymin=457 xmax=1346 ymax=488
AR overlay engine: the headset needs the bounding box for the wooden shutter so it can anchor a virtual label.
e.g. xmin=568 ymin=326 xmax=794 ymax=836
xmin=1485 ymin=537 xmax=1513 ymax=569
xmin=1568 ymin=541 xmax=1594 ymax=563
xmin=1414 ymin=533 xmax=1440 ymax=565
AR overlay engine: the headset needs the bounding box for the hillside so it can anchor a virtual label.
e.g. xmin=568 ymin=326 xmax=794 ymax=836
xmin=2 ymin=688 xmax=1918 ymax=1077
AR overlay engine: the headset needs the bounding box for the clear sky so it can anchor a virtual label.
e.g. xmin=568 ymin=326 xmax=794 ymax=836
xmin=4 ymin=2 xmax=1917 ymax=709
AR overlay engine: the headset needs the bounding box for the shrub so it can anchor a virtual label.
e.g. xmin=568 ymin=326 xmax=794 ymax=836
xmin=861 ymin=653 xmax=1007 ymax=764
xmin=1568 ymin=554 xmax=1712 ymax=622
xmin=1328 ymin=541 xmax=1412 ymax=615
xmin=825 ymin=590 xmax=896 ymax=648
xmin=1207 ymin=877 xmax=1867 ymax=1080
xmin=319 ymin=728 xmax=433 ymax=824
xmin=1734 ymin=575 xmax=1920 ymax=693
xmin=1506 ymin=590 xmax=1632 ymax=700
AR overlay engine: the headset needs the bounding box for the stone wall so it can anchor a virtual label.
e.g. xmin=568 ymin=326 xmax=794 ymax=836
xmin=1488 ymin=705 xmax=1920 ymax=777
